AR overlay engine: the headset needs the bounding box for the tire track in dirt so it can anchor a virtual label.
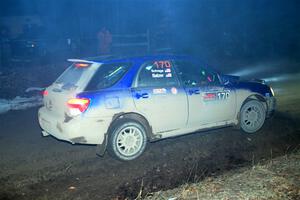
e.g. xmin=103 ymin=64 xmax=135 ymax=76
xmin=1 ymin=108 xmax=299 ymax=200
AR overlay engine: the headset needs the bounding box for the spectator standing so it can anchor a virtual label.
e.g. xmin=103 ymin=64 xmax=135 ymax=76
xmin=97 ymin=27 xmax=112 ymax=55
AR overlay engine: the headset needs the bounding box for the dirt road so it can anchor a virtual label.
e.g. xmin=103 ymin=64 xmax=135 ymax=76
xmin=0 ymin=77 xmax=300 ymax=200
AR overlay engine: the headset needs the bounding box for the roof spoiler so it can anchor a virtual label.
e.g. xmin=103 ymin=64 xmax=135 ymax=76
xmin=67 ymin=59 xmax=100 ymax=64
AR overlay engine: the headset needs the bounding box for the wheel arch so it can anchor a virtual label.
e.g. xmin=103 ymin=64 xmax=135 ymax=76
xmin=238 ymin=95 xmax=267 ymax=133
xmin=244 ymin=94 xmax=267 ymax=109
xmin=108 ymin=112 xmax=154 ymax=141
xmin=96 ymin=112 xmax=155 ymax=157
xmin=236 ymin=93 xmax=267 ymax=126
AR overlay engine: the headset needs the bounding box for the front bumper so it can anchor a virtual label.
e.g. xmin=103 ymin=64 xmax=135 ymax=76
xmin=38 ymin=106 xmax=110 ymax=145
xmin=266 ymin=96 xmax=276 ymax=117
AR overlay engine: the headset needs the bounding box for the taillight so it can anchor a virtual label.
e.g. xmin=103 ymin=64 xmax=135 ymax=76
xmin=75 ymin=63 xmax=90 ymax=68
xmin=42 ymin=90 xmax=48 ymax=96
xmin=67 ymin=98 xmax=90 ymax=116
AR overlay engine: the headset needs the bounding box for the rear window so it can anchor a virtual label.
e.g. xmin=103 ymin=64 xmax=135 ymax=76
xmin=85 ymin=62 xmax=131 ymax=91
xmin=55 ymin=63 xmax=91 ymax=90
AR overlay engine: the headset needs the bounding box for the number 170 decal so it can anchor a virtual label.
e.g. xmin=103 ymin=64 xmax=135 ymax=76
xmin=153 ymin=61 xmax=172 ymax=68
xmin=203 ymin=91 xmax=230 ymax=101
xmin=217 ymin=91 xmax=230 ymax=100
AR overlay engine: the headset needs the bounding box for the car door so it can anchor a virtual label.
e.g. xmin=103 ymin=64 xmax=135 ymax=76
xmin=175 ymin=60 xmax=236 ymax=128
xmin=132 ymin=60 xmax=188 ymax=134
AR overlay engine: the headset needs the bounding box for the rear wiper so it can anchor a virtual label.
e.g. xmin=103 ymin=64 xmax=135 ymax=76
xmin=62 ymin=83 xmax=78 ymax=90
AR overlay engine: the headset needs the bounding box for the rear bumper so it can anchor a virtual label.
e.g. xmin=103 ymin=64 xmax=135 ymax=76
xmin=38 ymin=107 xmax=110 ymax=145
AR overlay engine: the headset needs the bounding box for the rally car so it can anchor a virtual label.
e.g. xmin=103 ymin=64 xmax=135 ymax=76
xmin=38 ymin=55 xmax=276 ymax=161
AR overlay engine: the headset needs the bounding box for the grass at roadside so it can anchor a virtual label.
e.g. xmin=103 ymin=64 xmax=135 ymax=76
xmin=143 ymin=148 xmax=300 ymax=200
xmin=142 ymin=78 xmax=300 ymax=200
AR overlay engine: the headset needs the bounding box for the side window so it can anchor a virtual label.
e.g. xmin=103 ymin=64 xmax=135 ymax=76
xmin=85 ymin=62 xmax=131 ymax=91
xmin=175 ymin=61 xmax=220 ymax=87
xmin=136 ymin=60 xmax=179 ymax=87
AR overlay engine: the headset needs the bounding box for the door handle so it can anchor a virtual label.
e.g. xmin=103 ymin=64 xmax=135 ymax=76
xmin=135 ymin=92 xmax=149 ymax=99
xmin=194 ymin=89 xmax=200 ymax=94
xmin=188 ymin=89 xmax=200 ymax=95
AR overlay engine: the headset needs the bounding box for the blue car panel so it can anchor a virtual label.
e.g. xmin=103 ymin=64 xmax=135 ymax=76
xmin=38 ymin=54 xmax=276 ymax=161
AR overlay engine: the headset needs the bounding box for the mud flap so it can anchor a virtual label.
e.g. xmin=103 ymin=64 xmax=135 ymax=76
xmin=234 ymin=111 xmax=241 ymax=130
xmin=96 ymin=134 xmax=108 ymax=156
xmin=42 ymin=131 xmax=50 ymax=137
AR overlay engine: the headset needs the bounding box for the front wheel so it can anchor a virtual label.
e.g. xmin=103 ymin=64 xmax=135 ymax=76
xmin=240 ymin=100 xmax=266 ymax=133
xmin=108 ymin=120 xmax=147 ymax=161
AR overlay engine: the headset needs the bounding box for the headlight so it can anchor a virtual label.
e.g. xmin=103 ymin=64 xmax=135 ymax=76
xmin=270 ymin=87 xmax=275 ymax=96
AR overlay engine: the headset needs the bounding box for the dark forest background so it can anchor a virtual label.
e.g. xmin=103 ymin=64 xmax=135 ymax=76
xmin=0 ymin=0 xmax=299 ymax=66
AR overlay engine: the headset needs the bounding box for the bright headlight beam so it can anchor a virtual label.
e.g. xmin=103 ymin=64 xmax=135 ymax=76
xmin=270 ymin=87 xmax=275 ymax=96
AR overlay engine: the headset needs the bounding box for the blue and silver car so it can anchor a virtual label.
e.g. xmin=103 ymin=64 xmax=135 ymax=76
xmin=38 ymin=55 xmax=276 ymax=161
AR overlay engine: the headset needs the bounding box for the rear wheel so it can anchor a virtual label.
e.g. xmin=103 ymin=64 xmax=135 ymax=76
xmin=240 ymin=100 xmax=266 ymax=133
xmin=108 ymin=119 xmax=147 ymax=161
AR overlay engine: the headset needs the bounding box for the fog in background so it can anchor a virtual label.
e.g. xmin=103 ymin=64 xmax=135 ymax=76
xmin=1 ymin=0 xmax=300 ymax=75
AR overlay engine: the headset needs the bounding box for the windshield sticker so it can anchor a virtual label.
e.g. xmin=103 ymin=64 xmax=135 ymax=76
xmin=154 ymin=61 xmax=172 ymax=68
xmin=165 ymin=68 xmax=171 ymax=73
xmin=145 ymin=65 xmax=153 ymax=70
xmin=151 ymin=69 xmax=164 ymax=73
xmin=151 ymin=61 xmax=171 ymax=78
xmin=152 ymin=73 xmax=164 ymax=78
xmin=150 ymin=60 xmax=173 ymax=79
xmin=153 ymin=88 xmax=167 ymax=94
xmin=165 ymin=73 xmax=172 ymax=78
xmin=171 ymin=87 xmax=178 ymax=95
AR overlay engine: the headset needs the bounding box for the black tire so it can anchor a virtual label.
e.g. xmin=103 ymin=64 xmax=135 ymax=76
xmin=107 ymin=119 xmax=147 ymax=161
xmin=240 ymin=99 xmax=266 ymax=133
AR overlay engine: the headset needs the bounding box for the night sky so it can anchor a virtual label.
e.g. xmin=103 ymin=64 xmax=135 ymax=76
xmin=1 ymin=0 xmax=300 ymax=62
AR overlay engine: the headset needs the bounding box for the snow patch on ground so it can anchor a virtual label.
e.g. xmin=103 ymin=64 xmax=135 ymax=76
xmin=0 ymin=87 xmax=44 ymax=114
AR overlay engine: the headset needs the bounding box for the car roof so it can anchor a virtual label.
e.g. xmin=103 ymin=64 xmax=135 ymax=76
xmin=69 ymin=54 xmax=196 ymax=64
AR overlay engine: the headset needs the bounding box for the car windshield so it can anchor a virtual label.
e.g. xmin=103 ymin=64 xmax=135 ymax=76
xmin=54 ymin=63 xmax=91 ymax=90
xmin=84 ymin=62 xmax=131 ymax=91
